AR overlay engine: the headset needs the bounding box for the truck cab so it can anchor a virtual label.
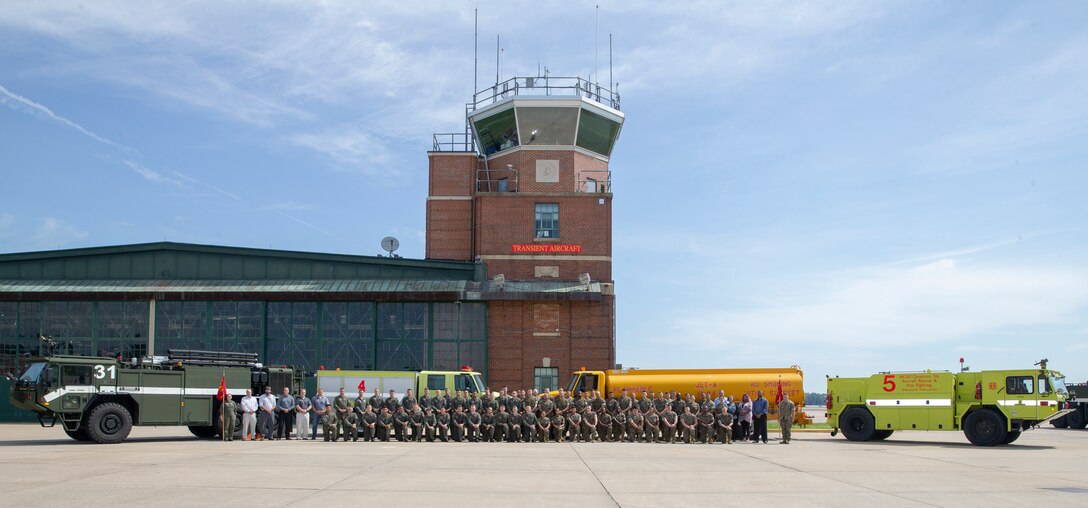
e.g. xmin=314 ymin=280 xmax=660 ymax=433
xmin=9 ymin=356 xmax=119 ymax=426
xmin=563 ymin=369 xmax=605 ymax=396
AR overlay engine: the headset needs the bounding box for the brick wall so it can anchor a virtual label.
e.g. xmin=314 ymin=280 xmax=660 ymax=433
xmin=486 ymin=296 xmax=615 ymax=391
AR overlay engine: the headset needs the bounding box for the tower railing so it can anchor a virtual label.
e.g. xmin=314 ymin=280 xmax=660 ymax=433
xmin=472 ymin=76 xmax=621 ymax=111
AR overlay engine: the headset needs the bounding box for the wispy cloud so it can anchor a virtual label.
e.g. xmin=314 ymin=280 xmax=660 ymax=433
xmin=289 ymin=128 xmax=399 ymax=177
xmin=27 ymin=217 xmax=89 ymax=250
xmin=122 ymin=160 xmax=186 ymax=188
xmin=0 ymin=83 xmax=138 ymax=153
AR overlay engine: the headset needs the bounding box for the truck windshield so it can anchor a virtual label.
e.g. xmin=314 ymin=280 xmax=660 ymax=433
xmin=1047 ymin=375 xmax=1067 ymax=397
xmin=565 ymin=374 xmax=580 ymax=393
xmin=456 ymin=373 xmax=482 ymax=393
xmin=18 ymin=363 xmax=46 ymax=383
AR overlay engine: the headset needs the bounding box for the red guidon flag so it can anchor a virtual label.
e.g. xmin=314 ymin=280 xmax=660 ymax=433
xmin=216 ymin=375 xmax=227 ymax=401
xmin=774 ymin=379 xmax=785 ymax=405
xmin=357 ymin=379 xmax=366 ymax=392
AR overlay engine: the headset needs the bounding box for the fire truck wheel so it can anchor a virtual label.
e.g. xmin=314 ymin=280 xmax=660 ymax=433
xmin=1068 ymin=409 xmax=1087 ymax=429
xmin=963 ymin=409 xmax=1007 ymax=446
xmin=840 ymin=407 xmax=876 ymax=441
xmin=86 ymin=402 xmax=133 ymax=444
xmin=872 ymin=429 xmax=893 ymax=441
xmin=63 ymin=427 xmax=91 ymax=441
xmin=1051 ymin=415 xmax=1068 ymax=428
xmin=1001 ymin=430 xmax=1021 ymax=444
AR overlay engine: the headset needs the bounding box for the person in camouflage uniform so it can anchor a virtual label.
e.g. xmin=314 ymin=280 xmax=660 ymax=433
xmin=322 ymin=409 xmax=340 ymax=442
xmin=359 ymin=405 xmax=377 ymax=442
xmin=555 ymin=391 xmax=570 ymax=414
xmin=333 ymin=388 xmax=350 ymax=436
xmin=385 ymin=389 xmax=401 ymax=414
xmin=598 ymin=409 xmax=613 ymax=442
xmin=508 ymin=406 xmax=523 ymax=443
xmin=566 ymin=409 xmax=582 ymax=442
xmin=550 ymin=411 xmax=566 ymax=443
xmin=401 ymin=388 xmax=417 ymax=413
xmin=654 ymin=392 xmax=668 ymax=414
xmin=680 ymin=406 xmax=698 ymax=444
xmin=697 ymin=407 xmax=716 ymax=444
xmin=611 ymin=409 xmax=626 ymax=442
xmin=537 ymin=409 xmax=551 ymax=442
xmin=393 ymin=406 xmax=410 ymax=442
xmin=582 ymin=408 xmax=599 ymax=442
xmin=573 ymin=391 xmax=588 ymax=414
xmin=778 ymin=395 xmax=795 ymax=444
xmin=661 ymin=404 xmax=678 ymax=444
xmin=644 ymin=408 xmax=661 ymax=443
xmin=618 ymin=389 xmax=633 ymax=414
xmin=606 ymin=392 xmax=619 ymax=415
xmin=342 ymin=410 xmax=359 ymax=442
xmin=716 ymin=404 xmax=734 ymax=444
xmin=435 ymin=407 xmax=451 ymax=442
xmin=466 ymin=404 xmax=482 ymax=442
xmin=627 ymin=408 xmax=644 ymax=443
xmin=522 ymin=408 xmax=537 ymax=443
xmin=480 ymin=406 xmax=495 ymax=442
xmin=638 ymin=392 xmax=652 ymax=414
xmin=450 ymin=405 xmax=467 ymax=442
xmin=452 ymin=390 xmax=466 ymax=412
xmin=538 ymin=392 xmax=555 ymax=416
xmin=368 ymin=387 xmax=383 ymax=414
xmin=418 ymin=388 xmax=432 ymax=411
xmin=409 ymin=408 xmax=424 ymax=442
xmin=493 ymin=405 xmax=509 ymax=443
xmin=376 ymin=407 xmax=393 ymax=442
xmin=422 ymin=407 xmax=437 ymax=442
xmin=591 ymin=390 xmax=605 ymax=413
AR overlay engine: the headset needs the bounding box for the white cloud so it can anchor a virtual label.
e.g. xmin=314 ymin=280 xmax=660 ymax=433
xmin=27 ymin=217 xmax=89 ymax=250
xmin=122 ymin=160 xmax=185 ymax=187
xmin=289 ymin=128 xmax=399 ymax=178
xmin=661 ymin=258 xmax=1088 ymax=351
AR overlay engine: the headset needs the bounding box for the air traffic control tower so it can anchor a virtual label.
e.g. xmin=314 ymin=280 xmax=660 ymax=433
xmin=427 ymin=76 xmax=623 ymax=390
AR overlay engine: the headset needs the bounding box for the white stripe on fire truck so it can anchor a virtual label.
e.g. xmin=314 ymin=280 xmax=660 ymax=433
xmin=44 ymin=385 xmax=249 ymax=400
xmin=996 ymin=400 xmax=1055 ymax=406
xmin=865 ymin=399 xmax=952 ymax=407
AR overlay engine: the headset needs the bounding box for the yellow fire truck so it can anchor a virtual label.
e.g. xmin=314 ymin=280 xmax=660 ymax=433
xmin=827 ymin=360 xmax=1070 ymax=446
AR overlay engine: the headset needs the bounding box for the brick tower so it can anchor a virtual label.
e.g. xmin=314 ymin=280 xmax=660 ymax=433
xmin=426 ymin=76 xmax=623 ymax=391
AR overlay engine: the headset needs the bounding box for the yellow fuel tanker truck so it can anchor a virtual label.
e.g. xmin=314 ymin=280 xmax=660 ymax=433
xmin=560 ymin=366 xmax=807 ymax=421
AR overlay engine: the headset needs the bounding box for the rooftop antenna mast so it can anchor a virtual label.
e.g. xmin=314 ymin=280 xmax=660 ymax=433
xmin=495 ymin=34 xmax=500 ymax=87
xmin=594 ymin=4 xmax=599 ymax=85
xmin=473 ymin=8 xmax=478 ymax=95
xmin=609 ymin=32 xmax=613 ymax=91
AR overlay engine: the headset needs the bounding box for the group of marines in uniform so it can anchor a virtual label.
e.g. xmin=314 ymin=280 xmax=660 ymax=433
xmin=226 ymin=385 xmax=797 ymax=445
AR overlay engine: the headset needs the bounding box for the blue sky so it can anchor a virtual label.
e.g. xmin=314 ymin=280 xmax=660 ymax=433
xmin=2 ymin=1 xmax=1086 ymax=383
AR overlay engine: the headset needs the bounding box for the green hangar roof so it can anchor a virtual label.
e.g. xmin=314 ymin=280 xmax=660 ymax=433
xmin=0 ymin=242 xmax=482 ymax=281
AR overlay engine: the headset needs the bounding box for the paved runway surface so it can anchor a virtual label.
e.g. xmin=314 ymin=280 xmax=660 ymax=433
xmin=1 ymin=424 xmax=1086 ymax=507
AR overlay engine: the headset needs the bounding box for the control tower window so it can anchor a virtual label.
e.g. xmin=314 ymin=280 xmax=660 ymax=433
xmin=535 ymin=203 xmax=559 ymax=238
xmin=516 ymin=107 xmax=578 ymax=146
xmin=576 ymin=109 xmax=621 ymax=157
xmin=474 ymin=108 xmax=519 ymax=155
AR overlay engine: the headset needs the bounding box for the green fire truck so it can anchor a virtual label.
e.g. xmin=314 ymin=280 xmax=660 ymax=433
xmin=827 ymin=360 xmax=1070 ymax=446
xmin=7 ymin=346 xmax=302 ymax=444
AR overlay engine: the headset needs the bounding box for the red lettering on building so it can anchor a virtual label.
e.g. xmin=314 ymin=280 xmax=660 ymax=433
xmin=511 ymin=244 xmax=583 ymax=254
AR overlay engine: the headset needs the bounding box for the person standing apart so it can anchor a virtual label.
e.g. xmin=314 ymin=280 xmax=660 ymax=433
xmin=751 ymin=390 xmax=769 ymax=444
xmin=221 ymin=392 xmax=237 ymax=441
xmin=257 ymin=386 xmax=276 ymax=440
xmin=778 ymin=395 xmax=796 ymax=444
xmin=294 ymin=388 xmax=311 ymax=440
xmin=240 ymin=388 xmax=258 ymax=441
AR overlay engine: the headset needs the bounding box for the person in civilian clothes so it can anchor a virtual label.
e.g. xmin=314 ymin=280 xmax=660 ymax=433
xmin=275 ymin=386 xmax=294 ymax=440
xmin=257 ymin=386 xmax=276 ymax=440
xmin=310 ymin=388 xmax=330 ymax=440
xmin=294 ymin=388 xmax=311 ymax=440
xmin=240 ymin=388 xmax=258 ymax=441
xmin=751 ymin=390 xmax=769 ymax=444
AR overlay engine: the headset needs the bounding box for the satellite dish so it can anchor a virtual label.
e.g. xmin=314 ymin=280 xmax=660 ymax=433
xmin=381 ymin=236 xmax=400 ymax=256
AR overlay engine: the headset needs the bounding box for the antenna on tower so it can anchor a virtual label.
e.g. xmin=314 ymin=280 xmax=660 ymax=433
xmin=473 ymin=7 xmax=478 ymax=94
xmin=495 ymin=34 xmax=500 ymax=87
xmin=609 ymin=32 xmax=613 ymax=91
xmin=594 ymin=4 xmax=599 ymax=85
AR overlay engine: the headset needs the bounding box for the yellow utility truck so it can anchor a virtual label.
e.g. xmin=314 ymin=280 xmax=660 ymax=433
xmin=827 ymin=360 xmax=1070 ymax=446
xmin=561 ymin=366 xmax=806 ymax=421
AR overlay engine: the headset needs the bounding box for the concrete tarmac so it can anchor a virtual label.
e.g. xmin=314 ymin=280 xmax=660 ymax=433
xmin=1 ymin=424 xmax=1087 ymax=507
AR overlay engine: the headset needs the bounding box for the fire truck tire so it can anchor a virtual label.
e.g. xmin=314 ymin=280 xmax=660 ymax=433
xmin=189 ymin=425 xmax=217 ymax=438
xmin=1068 ymin=409 xmax=1087 ymax=429
xmin=85 ymin=402 xmax=133 ymax=444
xmin=872 ymin=429 xmax=894 ymax=441
xmin=963 ymin=409 xmax=1007 ymax=446
xmin=1001 ymin=430 xmax=1021 ymax=444
xmin=1051 ymin=415 xmax=1068 ymax=428
xmin=840 ymin=407 xmax=876 ymax=441
xmin=63 ymin=427 xmax=91 ymax=441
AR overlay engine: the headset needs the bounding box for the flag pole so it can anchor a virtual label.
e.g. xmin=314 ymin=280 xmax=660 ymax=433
xmin=221 ymin=369 xmax=226 ymax=442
